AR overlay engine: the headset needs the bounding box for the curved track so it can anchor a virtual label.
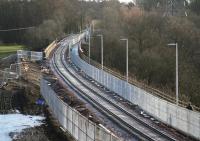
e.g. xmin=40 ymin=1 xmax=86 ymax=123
xmin=48 ymin=34 xmax=181 ymax=141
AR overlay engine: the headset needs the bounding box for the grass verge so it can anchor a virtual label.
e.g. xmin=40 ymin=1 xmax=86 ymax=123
xmin=0 ymin=45 xmax=25 ymax=59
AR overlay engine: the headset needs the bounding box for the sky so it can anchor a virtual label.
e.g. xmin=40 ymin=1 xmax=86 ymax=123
xmin=85 ymin=0 xmax=134 ymax=3
xmin=119 ymin=0 xmax=133 ymax=3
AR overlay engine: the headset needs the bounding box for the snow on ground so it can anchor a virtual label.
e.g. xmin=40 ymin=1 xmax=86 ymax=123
xmin=0 ymin=114 xmax=45 ymax=141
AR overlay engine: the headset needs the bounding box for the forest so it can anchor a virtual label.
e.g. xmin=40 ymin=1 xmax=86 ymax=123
xmin=0 ymin=0 xmax=200 ymax=107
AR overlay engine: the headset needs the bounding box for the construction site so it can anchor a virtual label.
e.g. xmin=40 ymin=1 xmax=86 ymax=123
xmin=0 ymin=52 xmax=73 ymax=141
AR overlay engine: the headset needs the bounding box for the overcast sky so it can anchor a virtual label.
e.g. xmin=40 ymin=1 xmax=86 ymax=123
xmin=119 ymin=0 xmax=133 ymax=3
xmin=85 ymin=0 xmax=135 ymax=4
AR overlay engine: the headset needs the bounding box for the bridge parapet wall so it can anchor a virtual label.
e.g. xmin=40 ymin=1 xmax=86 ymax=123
xmin=44 ymin=41 xmax=57 ymax=59
xmin=70 ymin=45 xmax=200 ymax=140
xmin=40 ymin=78 xmax=120 ymax=141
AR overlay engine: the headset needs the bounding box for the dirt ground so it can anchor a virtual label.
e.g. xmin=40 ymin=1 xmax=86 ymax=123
xmin=0 ymin=81 xmax=73 ymax=141
xmin=0 ymin=56 xmax=73 ymax=141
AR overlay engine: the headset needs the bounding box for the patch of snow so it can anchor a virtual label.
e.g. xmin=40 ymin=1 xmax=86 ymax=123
xmin=0 ymin=114 xmax=45 ymax=141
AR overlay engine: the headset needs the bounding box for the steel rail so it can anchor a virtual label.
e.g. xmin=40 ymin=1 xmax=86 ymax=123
xmin=79 ymin=50 xmax=200 ymax=111
xmin=61 ymin=49 xmax=177 ymax=141
xmin=50 ymin=40 xmax=177 ymax=141
xmin=52 ymin=51 xmax=152 ymax=141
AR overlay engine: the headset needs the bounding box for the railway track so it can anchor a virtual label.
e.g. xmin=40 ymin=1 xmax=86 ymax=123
xmin=49 ymin=35 xmax=179 ymax=141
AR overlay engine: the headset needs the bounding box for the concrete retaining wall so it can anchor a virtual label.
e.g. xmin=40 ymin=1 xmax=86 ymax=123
xmin=44 ymin=41 xmax=57 ymax=59
xmin=70 ymin=46 xmax=200 ymax=140
xmin=40 ymin=78 xmax=119 ymax=141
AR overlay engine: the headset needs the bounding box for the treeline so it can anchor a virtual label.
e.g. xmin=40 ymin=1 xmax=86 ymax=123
xmin=0 ymin=0 xmax=200 ymax=106
xmin=0 ymin=0 xmax=86 ymax=50
xmin=82 ymin=0 xmax=200 ymax=106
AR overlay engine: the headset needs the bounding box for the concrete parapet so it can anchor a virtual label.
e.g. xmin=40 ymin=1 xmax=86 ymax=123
xmin=40 ymin=78 xmax=120 ymax=141
xmin=71 ymin=45 xmax=200 ymax=140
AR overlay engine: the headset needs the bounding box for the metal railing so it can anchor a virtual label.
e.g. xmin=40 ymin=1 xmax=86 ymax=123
xmin=79 ymin=50 xmax=200 ymax=112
